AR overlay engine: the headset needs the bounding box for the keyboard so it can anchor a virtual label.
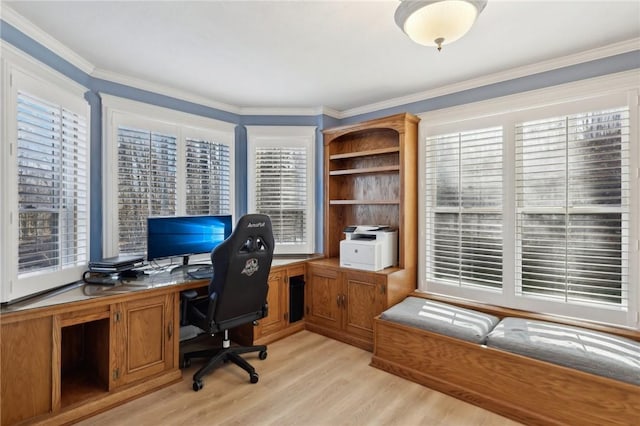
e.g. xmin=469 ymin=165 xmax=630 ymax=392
xmin=187 ymin=267 xmax=214 ymax=280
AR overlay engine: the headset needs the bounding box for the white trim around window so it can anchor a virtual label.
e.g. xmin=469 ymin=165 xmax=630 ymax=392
xmin=101 ymin=95 xmax=236 ymax=258
xmin=1 ymin=43 xmax=90 ymax=303
xmin=418 ymin=70 xmax=640 ymax=328
xmin=246 ymin=125 xmax=316 ymax=255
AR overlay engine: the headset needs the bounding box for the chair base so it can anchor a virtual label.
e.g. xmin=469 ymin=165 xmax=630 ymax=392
xmin=182 ymin=342 xmax=267 ymax=391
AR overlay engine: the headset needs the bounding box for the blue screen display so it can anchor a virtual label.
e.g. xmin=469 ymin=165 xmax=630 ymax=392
xmin=146 ymin=215 xmax=233 ymax=261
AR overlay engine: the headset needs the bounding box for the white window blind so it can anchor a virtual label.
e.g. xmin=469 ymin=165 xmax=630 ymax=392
xmin=17 ymin=91 xmax=88 ymax=274
xmin=255 ymin=146 xmax=308 ymax=245
xmin=247 ymin=125 xmax=315 ymax=255
xmin=185 ymin=138 xmax=231 ymax=215
xmin=426 ymin=126 xmax=503 ymax=290
xmin=102 ymin=97 xmax=235 ymax=259
xmin=117 ymin=126 xmax=177 ymax=254
xmin=516 ymin=107 xmax=630 ymax=306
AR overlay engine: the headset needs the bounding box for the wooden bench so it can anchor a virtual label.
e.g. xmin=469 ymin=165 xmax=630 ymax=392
xmin=371 ymin=293 xmax=640 ymax=426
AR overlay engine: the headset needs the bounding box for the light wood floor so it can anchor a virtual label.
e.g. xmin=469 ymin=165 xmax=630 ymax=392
xmin=78 ymin=331 xmax=522 ymax=426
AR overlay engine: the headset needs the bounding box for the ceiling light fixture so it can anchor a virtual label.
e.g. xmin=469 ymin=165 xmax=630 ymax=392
xmin=395 ymin=0 xmax=487 ymax=51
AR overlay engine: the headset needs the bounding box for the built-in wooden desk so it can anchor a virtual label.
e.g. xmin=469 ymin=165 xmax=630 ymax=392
xmin=0 ymin=257 xmax=311 ymax=425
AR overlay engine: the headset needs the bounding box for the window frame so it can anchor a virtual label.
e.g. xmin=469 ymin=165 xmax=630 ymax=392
xmin=418 ymin=71 xmax=639 ymax=327
xmin=425 ymin=126 xmax=504 ymax=292
xmin=1 ymin=44 xmax=91 ymax=303
xmin=246 ymin=125 xmax=316 ymax=255
xmin=102 ymin=95 xmax=236 ymax=259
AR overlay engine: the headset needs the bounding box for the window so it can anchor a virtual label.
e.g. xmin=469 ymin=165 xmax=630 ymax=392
xmin=426 ymin=127 xmax=503 ymax=290
xmin=102 ymin=96 xmax=235 ymax=258
xmin=516 ymin=108 xmax=629 ymax=307
xmin=247 ymin=126 xmax=316 ymax=254
xmin=1 ymin=49 xmax=90 ymax=303
xmin=185 ymin=137 xmax=231 ymax=215
xmin=117 ymin=127 xmax=177 ymax=254
xmin=420 ymin=74 xmax=638 ymax=327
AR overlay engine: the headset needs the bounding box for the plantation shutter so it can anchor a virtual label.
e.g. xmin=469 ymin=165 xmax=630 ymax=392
xmin=185 ymin=138 xmax=231 ymax=215
xmin=254 ymin=146 xmax=308 ymax=245
xmin=426 ymin=126 xmax=503 ymax=289
xmin=16 ymin=91 xmax=88 ymax=273
xmin=117 ymin=126 xmax=177 ymax=254
xmin=515 ymin=107 xmax=629 ymax=306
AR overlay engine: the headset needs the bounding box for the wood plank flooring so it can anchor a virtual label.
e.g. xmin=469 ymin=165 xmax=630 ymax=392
xmin=78 ymin=331 xmax=522 ymax=425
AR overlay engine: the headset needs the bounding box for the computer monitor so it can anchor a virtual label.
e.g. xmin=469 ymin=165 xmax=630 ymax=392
xmin=147 ymin=215 xmax=233 ymax=265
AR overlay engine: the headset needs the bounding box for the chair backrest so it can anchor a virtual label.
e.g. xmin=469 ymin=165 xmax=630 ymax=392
xmin=208 ymin=214 xmax=274 ymax=330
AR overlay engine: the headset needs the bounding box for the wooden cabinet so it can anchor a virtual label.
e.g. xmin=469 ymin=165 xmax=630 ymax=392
xmin=306 ymin=263 xmax=341 ymax=330
xmin=255 ymin=269 xmax=287 ymax=337
xmin=0 ymin=290 xmax=180 ymax=425
xmin=306 ymin=259 xmax=403 ymax=351
xmin=231 ymin=263 xmax=306 ymax=346
xmin=342 ymin=269 xmax=386 ymax=341
xmin=1 ymin=316 xmax=53 ymax=425
xmin=113 ymin=294 xmax=176 ymax=386
xmin=306 ymin=113 xmax=419 ymax=351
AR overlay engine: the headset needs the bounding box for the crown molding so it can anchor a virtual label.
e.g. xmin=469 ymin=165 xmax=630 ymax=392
xmin=100 ymin=93 xmax=237 ymax=132
xmin=91 ymin=67 xmax=241 ymax=115
xmin=319 ymin=106 xmax=342 ymax=118
xmin=1 ymin=40 xmax=89 ymax=97
xmin=418 ymin=69 xmax=640 ymax=126
xmin=239 ymin=106 xmax=319 ymax=116
xmin=3 ymin=2 xmax=638 ymax=120
xmin=340 ymin=38 xmax=640 ymax=118
xmin=0 ymin=4 xmax=95 ymax=75
xmin=238 ymin=105 xmax=341 ymax=118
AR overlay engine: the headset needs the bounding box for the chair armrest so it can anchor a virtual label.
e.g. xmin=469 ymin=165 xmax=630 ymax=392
xmin=180 ymin=289 xmax=199 ymax=326
xmin=206 ymin=293 xmax=218 ymax=330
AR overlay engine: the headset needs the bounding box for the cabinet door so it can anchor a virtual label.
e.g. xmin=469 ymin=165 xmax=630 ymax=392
xmin=256 ymin=270 xmax=287 ymax=338
xmin=1 ymin=316 xmax=53 ymax=425
xmin=306 ymin=265 xmax=341 ymax=330
xmin=343 ymin=270 xmax=385 ymax=339
xmin=115 ymin=293 xmax=175 ymax=386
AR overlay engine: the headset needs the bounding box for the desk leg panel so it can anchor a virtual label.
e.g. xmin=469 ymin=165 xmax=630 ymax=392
xmin=1 ymin=316 xmax=53 ymax=425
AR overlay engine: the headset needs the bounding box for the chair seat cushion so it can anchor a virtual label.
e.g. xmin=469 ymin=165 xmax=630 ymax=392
xmin=486 ymin=317 xmax=640 ymax=386
xmin=379 ymin=297 xmax=499 ymax=344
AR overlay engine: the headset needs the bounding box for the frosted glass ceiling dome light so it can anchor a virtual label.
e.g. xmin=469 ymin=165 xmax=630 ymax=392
xmin=395 ymin=0 xmax=487 ymax=51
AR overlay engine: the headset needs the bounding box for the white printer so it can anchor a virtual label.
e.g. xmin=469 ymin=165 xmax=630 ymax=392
xmin=340 ymin=225 xmax=398 ymax=272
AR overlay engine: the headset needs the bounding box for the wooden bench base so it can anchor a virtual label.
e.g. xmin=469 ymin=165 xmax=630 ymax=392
xmin=371 ymin=300 xmax=640 ymax=425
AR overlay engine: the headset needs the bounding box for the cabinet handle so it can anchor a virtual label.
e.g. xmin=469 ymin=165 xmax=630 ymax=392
xmin=336 ymin=295 xmax=341 ymax=308
xmin=168 ymin=321 xmax=173 ymax=339
xmin=341 ymin=294 xmax=346 ymax=307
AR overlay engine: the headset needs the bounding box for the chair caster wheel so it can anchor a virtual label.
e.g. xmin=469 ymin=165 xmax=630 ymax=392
xmin=182 ymin=358 xmax=191 ymax=368
xmin=193 ymin=380 xmax=203 ymax=391
xmin=250 ymin=372 xmax=259 ymax=383
xmin=259 ymin=350 xmax=267 ymax=360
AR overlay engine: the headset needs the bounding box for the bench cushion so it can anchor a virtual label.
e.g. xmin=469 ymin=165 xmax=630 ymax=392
xmin=379 ymin=297 xmax=499 ymax=344
xmin=486 ymin=317 xmax=640 ymax=386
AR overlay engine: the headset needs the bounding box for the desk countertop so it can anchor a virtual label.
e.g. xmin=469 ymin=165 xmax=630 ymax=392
xmin=1 ymin=256 xmax=315 ymax=315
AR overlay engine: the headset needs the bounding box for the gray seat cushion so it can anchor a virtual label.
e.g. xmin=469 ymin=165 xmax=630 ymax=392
xmin=380 ymin=296 xmax=499 ymax=344
xmin=486 ymin=317 xmax=640 ymax=386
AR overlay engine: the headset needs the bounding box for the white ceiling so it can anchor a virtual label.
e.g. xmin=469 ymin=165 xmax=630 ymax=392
xmin=4 ymin=0 xmax=640 ymax=113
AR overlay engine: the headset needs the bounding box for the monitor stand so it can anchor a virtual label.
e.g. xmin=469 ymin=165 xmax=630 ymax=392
xmin=168 ymin=256 xmax=211 ymax=274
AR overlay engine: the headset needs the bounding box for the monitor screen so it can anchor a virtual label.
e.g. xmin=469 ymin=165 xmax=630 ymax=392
xmin=147 ymin=215 xmax=233 ymax=262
